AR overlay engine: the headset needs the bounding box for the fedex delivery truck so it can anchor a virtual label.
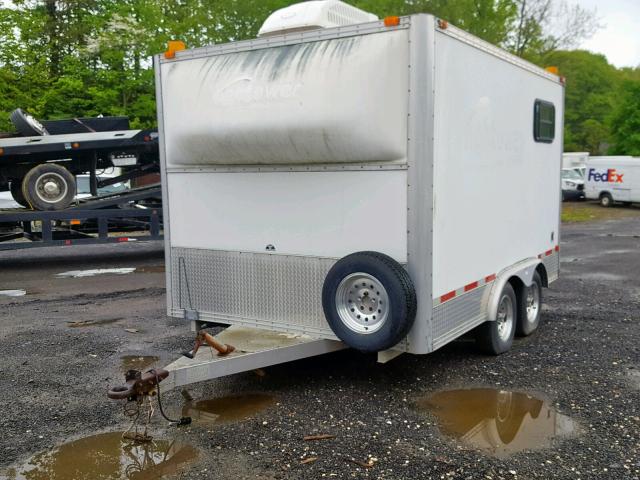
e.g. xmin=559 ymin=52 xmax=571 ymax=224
xmin=584 ymin=156 xmax=640 ymax=207
xmin=155 ymin=1 xmax=564 ymax=386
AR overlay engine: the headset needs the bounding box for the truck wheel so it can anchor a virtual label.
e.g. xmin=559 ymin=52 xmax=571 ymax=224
xmin=516 ymin=272 xmax=542 ymax=336
xmin=476 ymin=283 xmax=516 ymax=355
xmin=22 ymin=164 xmax=76 ymax=211
xmin=600 ymin=193 xmax=613 ymax=208
xmin=322 ymin=251 xmax=416 ymax=352
xmin=9 ymin=179 xmax=30 ymax=208
xmin=10 ymin=108 xmax=48 ymax=137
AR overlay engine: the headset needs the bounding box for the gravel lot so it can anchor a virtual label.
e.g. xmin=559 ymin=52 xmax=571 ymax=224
xmin=0 ymin=206 xmax=639 ymax=479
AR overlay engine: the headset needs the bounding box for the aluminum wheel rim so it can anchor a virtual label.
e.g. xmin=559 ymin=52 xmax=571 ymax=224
xmin=335 ymin=272 xmax=389 ymax=334
xmin=525 ymin=284 xmax=540 ymax=324
xmin=34 ymin=172 xmax=68 ymax=204
xmin=496 ymin=293 xmax=514 ymax=342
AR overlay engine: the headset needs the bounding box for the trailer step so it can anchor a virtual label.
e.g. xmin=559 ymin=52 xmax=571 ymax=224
xmin=163 ymin=326 xmax=345 ymax=390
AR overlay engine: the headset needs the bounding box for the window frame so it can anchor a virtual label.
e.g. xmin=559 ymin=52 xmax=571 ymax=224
xmin=533 ymin=99 xmax=556 ymax=144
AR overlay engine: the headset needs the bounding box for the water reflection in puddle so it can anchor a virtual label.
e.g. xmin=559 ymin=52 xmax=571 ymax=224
xmin=416 ymin=388 xmax=577 ymax=457
xmin=120 ymin=355 xmax=160 ymax=373
xmin=183 ymin=393 xmax=276 ymax=424
xmin=4 ymin=431 xmax=197 ymax=479
xmin=56 ymin=268 xmax=136 ymax=278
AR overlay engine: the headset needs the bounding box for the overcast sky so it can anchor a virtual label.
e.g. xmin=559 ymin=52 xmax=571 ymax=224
xmin=577 ymin=0 xmax=640 ymax=68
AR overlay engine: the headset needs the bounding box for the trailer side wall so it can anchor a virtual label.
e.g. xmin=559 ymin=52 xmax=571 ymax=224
xmin=430 ymin=27 xmax=563 ymax=347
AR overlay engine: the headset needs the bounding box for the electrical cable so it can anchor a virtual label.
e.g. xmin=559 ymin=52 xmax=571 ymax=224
xmin=150 ymin=369 xmax=192 ymax=426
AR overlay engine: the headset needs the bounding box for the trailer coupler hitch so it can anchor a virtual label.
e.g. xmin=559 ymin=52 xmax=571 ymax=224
xmin=182 ymin=330 xmax=236 ymax=359
xmin=108 ymin=368 xmax=191 ymax=443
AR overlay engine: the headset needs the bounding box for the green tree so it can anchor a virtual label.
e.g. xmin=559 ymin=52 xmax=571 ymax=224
xmin=609 ymin=80 xmax=640 ymax=156
xmin=543 ymin=50 xmax=619 ymax=154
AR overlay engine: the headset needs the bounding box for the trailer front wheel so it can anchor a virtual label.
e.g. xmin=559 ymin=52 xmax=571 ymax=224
xmin=476 ymin=283 xmax=516 ymax=355
xmin=322 ymin=251 xmax=416 ymax=352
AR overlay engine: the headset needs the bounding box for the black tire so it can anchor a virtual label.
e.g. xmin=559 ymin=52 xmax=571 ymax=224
xmin=600 ymin=192 xmax=613 ymax=208
xmin=9 ymin=179 xmax=30 ymax=208
xmin=516 ymin=272 xmax=542 ymax=337
xmin=475 ymin=282 xmax=516 ymax=355
xmin=10 ymin=108 xmax=48 ymax=137
xmin=22 ymin=164 xmax=76 ymax=211
xmin=322 ymin=251 xmax=416 ymax=352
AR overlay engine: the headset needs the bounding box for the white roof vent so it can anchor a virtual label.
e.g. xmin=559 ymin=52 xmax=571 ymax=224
xmin=258 ymin=1 xmax=378 ymax=37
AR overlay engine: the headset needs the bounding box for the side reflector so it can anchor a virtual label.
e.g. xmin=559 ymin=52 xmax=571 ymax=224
xmin=545 ymin=66 xmax=559 ymax=75
xmin=70 ymin=219 xmax=81 ymax=225
xmin=384 ymin=16 xmax=400 ymax=27
xmin=165 ymin=40 xmax=186 ymax=59
xmin=464 ymin=281 xmax=479 ymax=292
xmin=72 ymin=142 xmax=80 ymax=149
xmin=0 ymin=148 xmax=4 ymax=155
xmin=440 ymin=290 xmax=456 ymax=303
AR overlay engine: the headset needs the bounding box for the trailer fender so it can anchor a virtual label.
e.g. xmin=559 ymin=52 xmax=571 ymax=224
xmin=486 ymin=258 xmax=541 ymax=322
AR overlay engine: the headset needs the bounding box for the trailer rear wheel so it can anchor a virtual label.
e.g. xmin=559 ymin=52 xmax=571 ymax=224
xmin=22 ymin=164 xmax=76 ymax=211
xmin=9 ymin=179 xmax=30 ymax=208
xmin=516 ymin=272 xmax=542 ymax=337
xmin=600 ymin=192 xmax=613 ymax=208
xmin=476 ymin=283 xmax=516 ymax=355
xmin=322 ymin=251 xmax=416 ymax=352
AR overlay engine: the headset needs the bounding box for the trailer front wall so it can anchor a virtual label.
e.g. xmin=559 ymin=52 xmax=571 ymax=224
xmin=159 ymin=28 xmax=411 ymax=341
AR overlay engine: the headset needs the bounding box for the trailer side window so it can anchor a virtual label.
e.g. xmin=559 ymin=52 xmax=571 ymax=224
xmin=534 ymin=99 xmax=555 ymax=143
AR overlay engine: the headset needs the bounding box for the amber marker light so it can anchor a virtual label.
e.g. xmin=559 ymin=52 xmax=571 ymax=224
xmin=384 ymin=16 xmax=400 ymax=27
xmin=165 ymin=40 xmax=186 ymax=59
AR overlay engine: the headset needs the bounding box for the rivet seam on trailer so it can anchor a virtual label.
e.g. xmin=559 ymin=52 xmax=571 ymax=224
xmin=435 ymin=246 xmax=560 ymax=305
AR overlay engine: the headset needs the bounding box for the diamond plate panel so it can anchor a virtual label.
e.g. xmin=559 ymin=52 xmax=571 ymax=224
xmin=432 ymin=285 xmax=490 ymax=350
xmin=170 ymin=247 xmax=337 ymax=337
xmin=543 ymin=252 xmax=560 ymax=282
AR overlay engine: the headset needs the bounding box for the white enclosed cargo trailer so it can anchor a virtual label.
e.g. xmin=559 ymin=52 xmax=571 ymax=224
xmin=155 ymin=2 xmax=564 ymax=386
xmin=584 ymin=156 xmax=640 ymax=207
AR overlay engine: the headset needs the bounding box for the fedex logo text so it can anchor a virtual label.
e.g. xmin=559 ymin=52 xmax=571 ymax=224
xmin=587 ymin=168 xmax=624 ymax=183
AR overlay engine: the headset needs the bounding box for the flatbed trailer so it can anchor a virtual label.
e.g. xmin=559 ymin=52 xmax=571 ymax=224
xmin=0 ymin=184 xmax=163 ymax=250
xmin=0 ymin=111 xmax=159 ymax=210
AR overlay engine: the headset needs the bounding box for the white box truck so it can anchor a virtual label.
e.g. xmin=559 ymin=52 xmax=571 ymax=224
xmin=584 ymin=156 xmax=640 ymax=207
xmin=155 ymin=1 xmax=564 ymax=386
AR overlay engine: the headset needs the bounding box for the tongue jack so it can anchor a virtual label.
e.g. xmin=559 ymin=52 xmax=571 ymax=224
xmin=182 ymin=330 xmax=236 ymax=359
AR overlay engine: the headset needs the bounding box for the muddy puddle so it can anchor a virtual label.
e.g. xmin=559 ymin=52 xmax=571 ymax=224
xmin=416 ymin=388 xmax=577 ymax=457
xmin=2 ymin=431 xmax=197 ymax=479
xmin=0 ymin=289 xmax=26 ymax=297
xmin=56 ymin=268 xmax=136 ymax=278
xmin=120 ymin=355 xmax=160 ymax=373
xmin=67 ymin=317 xmax=123 ymax=328
xmin=183 ymin=393 xmax=276 ymax=424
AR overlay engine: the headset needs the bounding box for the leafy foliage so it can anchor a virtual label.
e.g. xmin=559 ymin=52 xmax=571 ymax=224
xmin=0 ymin=0 xmax=637 ymax=155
